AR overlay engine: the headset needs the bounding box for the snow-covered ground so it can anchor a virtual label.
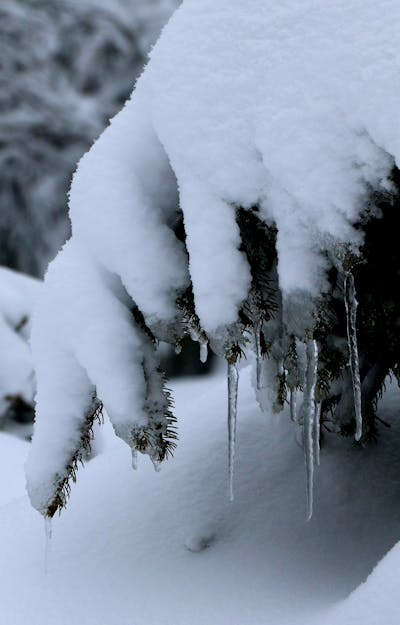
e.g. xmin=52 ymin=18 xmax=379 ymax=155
xmin=1 ymin=366 xmax=400 ymax=625
xmin=0 ymin=267 xmax=39 ymax=421
xmin=0 ymin=433 xmax=28 ymax=507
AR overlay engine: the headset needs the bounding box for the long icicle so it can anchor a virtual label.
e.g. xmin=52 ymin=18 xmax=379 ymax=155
xmin=199 ymin=339 xmax=208 ymax=364
xmin=303 ymin=339 xmax=318 ymax=521
xmin=314 ymin=401 xmax=321 ymax=467
xmin=254 ymin=318 xmax=262 ymax=390
xmin=344 ymin=272 xmax=362 ymax=442
xmin=290 ymin=388 xmax=297 ymax=423
xmin=227 ymin=361 xmax=239 ymax=502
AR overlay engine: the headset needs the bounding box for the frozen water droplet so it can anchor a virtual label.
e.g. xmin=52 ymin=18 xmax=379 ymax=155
xmin=200 ymin=340 xmax=208 ymax=363
xmin=175 ymin=343 xmax=182 ymax=355
xmin=227 ymin=361 xmax=239 ymax=502
xmin=151 ymin=457 xmax=162 ymax=473
xmin=188 ymin=325 xmax=200 ymax=343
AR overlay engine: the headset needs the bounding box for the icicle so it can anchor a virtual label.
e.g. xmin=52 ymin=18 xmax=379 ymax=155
xmin=227 ymin=361 xmax=239 ymax=502
xmin=187 ymin=324 xmax=208 ymax=364
xmin=175 ymin=343 xmax=182 ymax=355
xmin=290 ymin=388 xmax=297 ymax=423
xmin=151 ymin=457 xmax=162 ymax=473
xmin=131 ymin=448 xmax=138 ymax=470
xmin=44 ymin=517 xmax=52 ymax=574
xmin=302 ymin=339 xmax=318 ymax=521
xmin=254 ymin=319 xmax=262 ymax=390
xmin=188 ymin=325 xmax=200 ymax=344
xmin=344 ymin=272 xmax=362 ymax=442
xmin=314 ymin=401 xmax=321 ymax=467
xmin=200 ymin=340 xmax=208 ymax=364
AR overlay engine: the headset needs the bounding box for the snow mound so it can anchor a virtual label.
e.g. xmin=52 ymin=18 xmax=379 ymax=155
xmin=0 ymin=267 xmax=40 ymax=420
xmin=324 ymin=543 xmax=400 ymax=625
xmin=70 ymin=0 xmax=399 ymax=320
xmin=0 ymin=432 xmax=28 ymax=506
xmin=5 ymin=370 xmax=400 ymax=625
xmin=320 ymin=386 xmax=400 ymax=625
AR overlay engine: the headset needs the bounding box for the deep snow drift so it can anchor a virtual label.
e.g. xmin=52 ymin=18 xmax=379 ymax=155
xmin=3 ymin=369 xmax=400 ymax=625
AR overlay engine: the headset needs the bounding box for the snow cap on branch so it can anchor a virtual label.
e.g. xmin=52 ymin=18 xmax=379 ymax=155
xmin=27 ymin=0 xmax=400 ymax=515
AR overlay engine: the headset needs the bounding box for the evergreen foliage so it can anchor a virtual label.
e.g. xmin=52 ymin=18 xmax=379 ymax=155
xmin=25 ymin=0 xmax=400 ymax=519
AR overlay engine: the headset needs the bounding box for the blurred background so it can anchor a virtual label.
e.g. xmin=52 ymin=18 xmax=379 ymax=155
xmin=0 ymin=0 xmax=214 ymax=438
xmin=1 ymin=0 xmax=179 ymax=277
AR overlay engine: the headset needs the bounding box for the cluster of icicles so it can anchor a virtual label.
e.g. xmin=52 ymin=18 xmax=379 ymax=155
xmin=42 ymin=272 xmax=362 ymax=554
xmin=226 ymin=271 xmax=362 ymax=520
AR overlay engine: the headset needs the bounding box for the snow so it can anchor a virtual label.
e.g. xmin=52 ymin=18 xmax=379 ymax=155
xmin=26 ymin=239 xmax=172 ymax=514
xmin=145 ymin=0 xmax=398 ymax=304
xmin=0 ymin=267 xmax=39 ymax=327
xmin=18 ymin=2 xmax=400 ymax=618
xmin=62 ymin=0 xmax=399 ymax=341
xmin=321 ymin=383 xmax=400 ymax=625
xmin=0 ymin=432 xmax=28 ymax=506
xmin=3 ymin=369 xmax=400 ymax=624
xmin=69 ymin=97 xmax=189 ymax=327
xmin=325 ymin=542 xmax=400 ymax=625
xmin=27 ymin=0 xmax=400 ymax=509
xmin=0 ymin=267 xmax=40 ymax=418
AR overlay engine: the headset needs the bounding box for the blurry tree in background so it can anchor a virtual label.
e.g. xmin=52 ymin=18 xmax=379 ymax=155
xmin=0 ymin=0 xmax=179 ymax=277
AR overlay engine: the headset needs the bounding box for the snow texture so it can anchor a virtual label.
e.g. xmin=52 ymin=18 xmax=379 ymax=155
xmin=4 ymin=370 xmax=400 ymax=625
xmin=0 ymin=267 xmax=39 ymax=419
xmin=27 ymin=0 xmax=400 ymax=513
xmin=0 ymin=431 xmax=28 ymax=506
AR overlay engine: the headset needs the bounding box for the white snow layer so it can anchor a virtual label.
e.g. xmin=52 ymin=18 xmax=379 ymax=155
xmin=0 ymin=268 xmax=39 ymax=416
xmin=0 ymin=432 xmax=29 ymax=506
xmin=4 ymin=370 xmax=400 ymax=625
xmin=27 ymin=0 xmax=400 ymax=509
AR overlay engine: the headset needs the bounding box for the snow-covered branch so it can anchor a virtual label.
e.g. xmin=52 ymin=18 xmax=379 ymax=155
xmin=27 ymin=0 xmax=400 ymax=517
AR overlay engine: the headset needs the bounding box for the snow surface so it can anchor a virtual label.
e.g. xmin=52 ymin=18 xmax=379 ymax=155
xmin=0 ymin=267 xmax=40 ymax=417
xmin=0 ymin=433 xmax=28 ymax=506
xmin=4 ymin=369 xmax=400 ymax=624
xmin=145 ymin=0 xmax=398 ymax=302
xmin=66 ymin=0 xmax=399 ymax=338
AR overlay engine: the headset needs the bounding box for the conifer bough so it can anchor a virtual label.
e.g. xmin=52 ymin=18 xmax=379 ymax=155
xmin=26 ymin=0 xmax=400 ymax=519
